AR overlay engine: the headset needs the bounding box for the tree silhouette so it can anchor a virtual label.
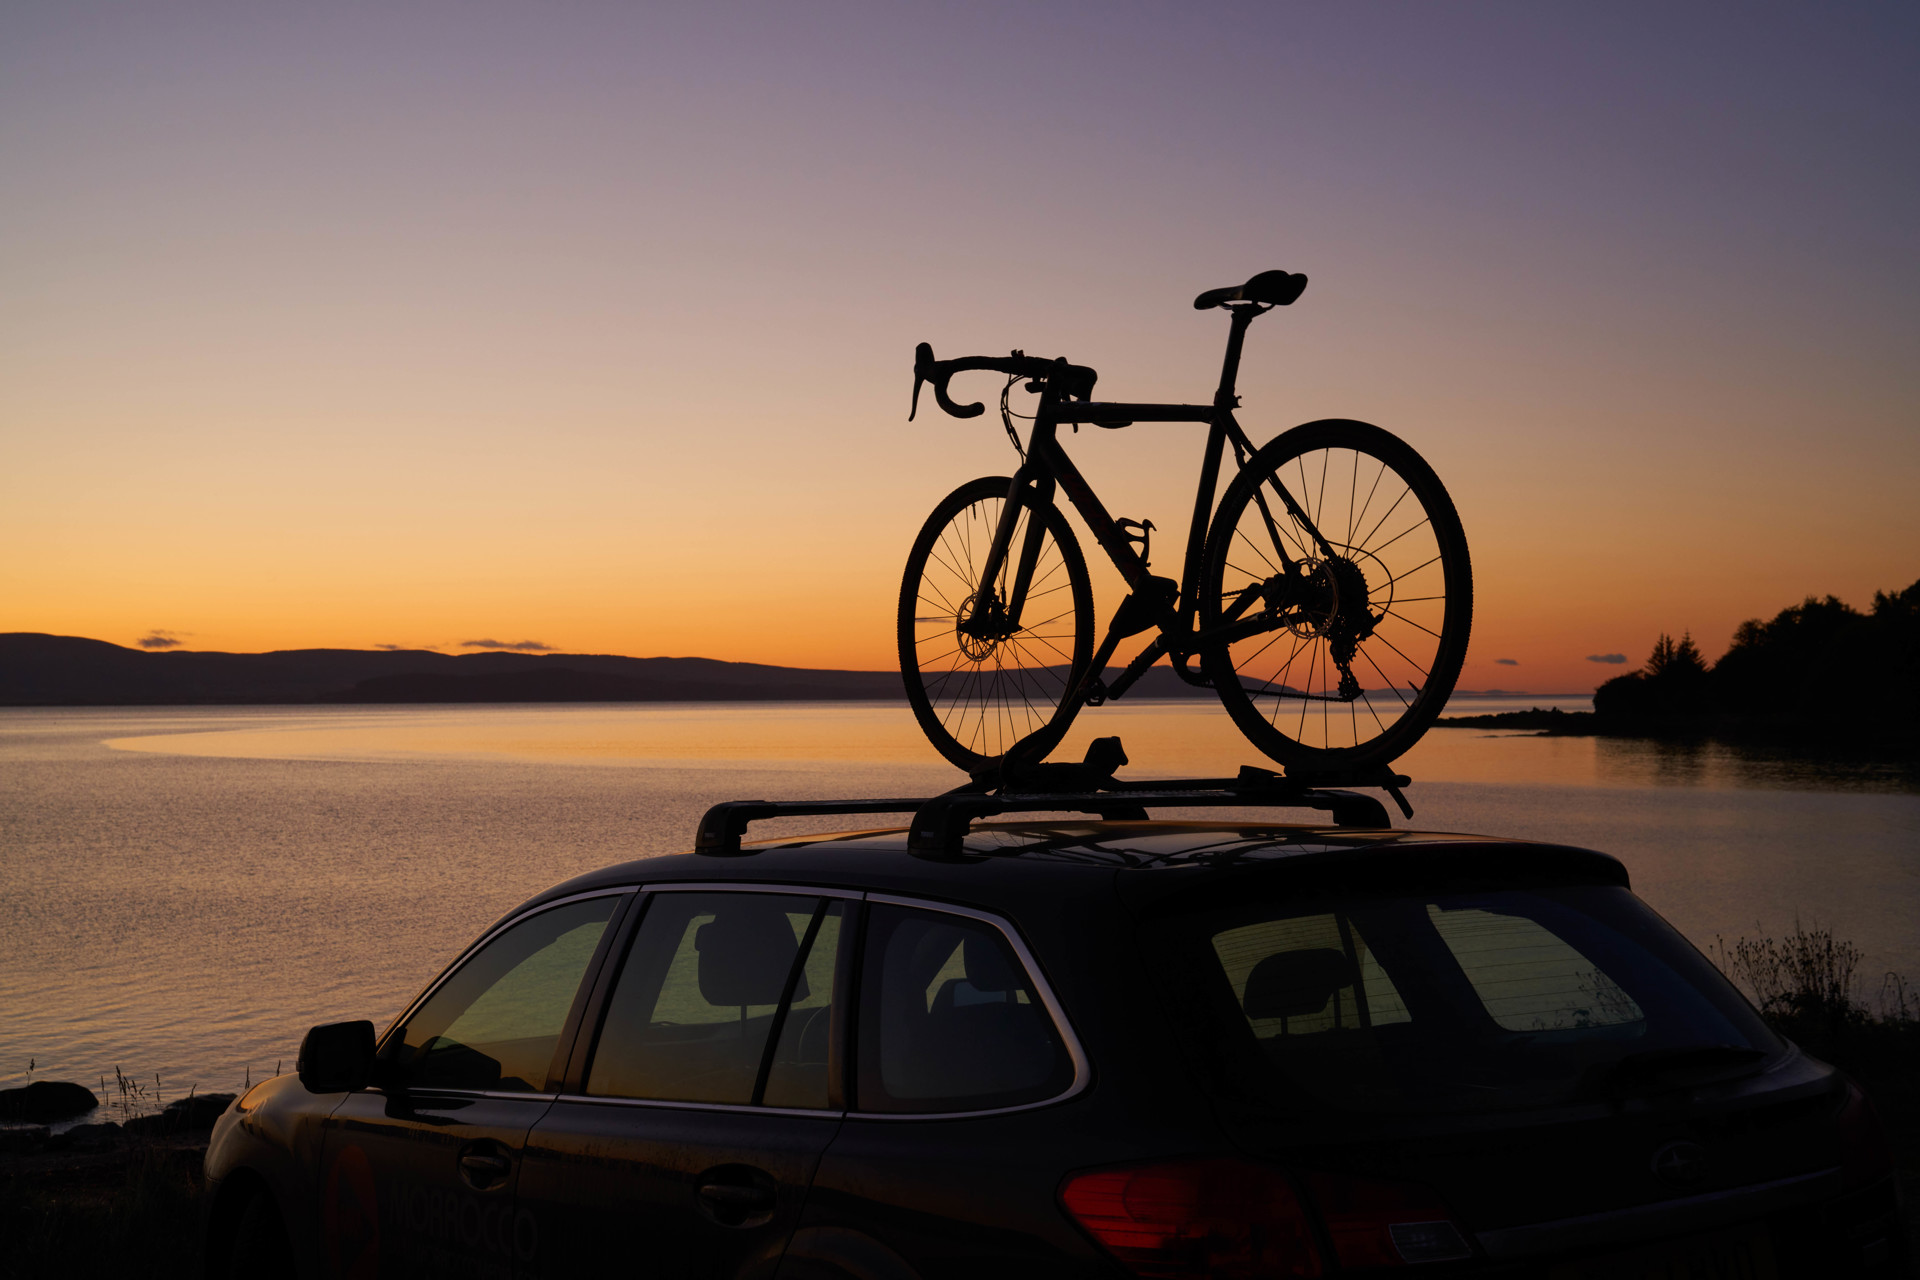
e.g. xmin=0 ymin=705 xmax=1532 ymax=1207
xmin=1593 ymin=579 xmax=1918 ymax=741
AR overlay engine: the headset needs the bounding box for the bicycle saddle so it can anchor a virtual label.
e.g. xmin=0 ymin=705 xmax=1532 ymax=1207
xmin=1193 ymin=269 xmax=1308 ymax=310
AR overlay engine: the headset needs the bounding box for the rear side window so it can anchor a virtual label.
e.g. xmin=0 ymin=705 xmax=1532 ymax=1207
xmin=586 ymin=892 xmax=844 ymax=1108
xmin=856 ymin=904 xmax=1073 ymax=1114
xmin=1161 ymin=885 xmax=1777 ymax=1115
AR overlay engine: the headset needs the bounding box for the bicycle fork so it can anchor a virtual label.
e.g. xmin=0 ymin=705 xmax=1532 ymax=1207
xmin=957 ymin=470 xmax=1058 ymax=646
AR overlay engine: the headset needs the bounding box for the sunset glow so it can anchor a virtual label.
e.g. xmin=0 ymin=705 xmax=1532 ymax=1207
xmin=4 ymin=4 xmax=1914 ymax=692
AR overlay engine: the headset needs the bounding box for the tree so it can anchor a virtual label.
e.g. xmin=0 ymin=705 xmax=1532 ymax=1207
xmin=1594 ymin=631 xmax=1709 ymax=720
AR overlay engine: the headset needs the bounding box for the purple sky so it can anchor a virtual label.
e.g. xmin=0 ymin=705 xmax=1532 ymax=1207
xmin=4 ymin=2 xmax=1915 ymax=685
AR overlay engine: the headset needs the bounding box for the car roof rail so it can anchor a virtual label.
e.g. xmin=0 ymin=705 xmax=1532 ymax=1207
xmin=694 ymin=737 xmax=1413 ymax=858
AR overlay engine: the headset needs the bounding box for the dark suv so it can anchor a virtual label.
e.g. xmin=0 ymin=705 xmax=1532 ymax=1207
xmin=203 ymin=785 xmax=1906 ymax=1279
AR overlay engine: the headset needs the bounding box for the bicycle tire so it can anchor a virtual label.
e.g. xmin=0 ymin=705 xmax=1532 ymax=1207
xmin=1198 ymin=420 xmax=1472 ymax=773
xmin=899 ymin=476 xmax=1095 ymax=773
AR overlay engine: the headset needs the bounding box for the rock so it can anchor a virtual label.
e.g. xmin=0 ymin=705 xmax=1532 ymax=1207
xmin=124 ymin=1092 xmax=237 ymax=1136
xmin=0 ymin=1080 xmax=99 ymax=1122
xmin=0 ymin=1125 xmax=50 ymax=1153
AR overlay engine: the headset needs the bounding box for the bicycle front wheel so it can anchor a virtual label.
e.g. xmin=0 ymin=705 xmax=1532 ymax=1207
xmin=898 ymin=476 xmax=1094 ymax=773
xmin=1199 ymin=420 xmax=1472 ymax=772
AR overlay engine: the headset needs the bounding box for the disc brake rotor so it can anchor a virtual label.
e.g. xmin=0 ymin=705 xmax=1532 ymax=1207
xmin=955 ymin=592 xmax=1011 ymax=662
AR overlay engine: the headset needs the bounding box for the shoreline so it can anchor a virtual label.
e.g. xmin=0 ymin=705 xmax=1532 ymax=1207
xmin=1436 ymin=706 xmax=1920 ymax=757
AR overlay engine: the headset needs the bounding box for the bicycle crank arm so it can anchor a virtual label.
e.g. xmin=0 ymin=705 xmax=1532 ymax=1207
xmin=1099 ymin=634 xmax=1169 ymax=703
xmin=1071 ymin=579 xmax=1181 ymax=708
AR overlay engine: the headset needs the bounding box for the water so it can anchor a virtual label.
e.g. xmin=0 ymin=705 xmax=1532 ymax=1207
xmin=2 ymin=700 xmax=1915 ymax=1106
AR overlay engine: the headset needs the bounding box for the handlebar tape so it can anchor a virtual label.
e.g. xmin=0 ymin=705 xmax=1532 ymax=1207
xmin=910 ymin=344 xmax=1098 ymax=420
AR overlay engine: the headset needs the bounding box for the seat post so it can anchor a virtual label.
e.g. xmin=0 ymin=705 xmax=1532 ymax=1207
xmin=1214 ymin=305 xmax=1260 ymax=409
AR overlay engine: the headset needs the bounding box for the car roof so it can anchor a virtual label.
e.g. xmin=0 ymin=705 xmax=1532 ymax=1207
xmin=522 ymin=821 xmax=1629 ymax=918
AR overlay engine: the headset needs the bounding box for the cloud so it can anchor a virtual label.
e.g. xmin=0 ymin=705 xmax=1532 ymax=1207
xmin=1494 ymin=658 xmax=1519 ymax=666
xmin=460 ymin=638 xmax=555 ymax=652
xmin=1586 ymin=652 xmax=1628 ymax=664
xmin=136 ymin=631 xmax=183 ymax=650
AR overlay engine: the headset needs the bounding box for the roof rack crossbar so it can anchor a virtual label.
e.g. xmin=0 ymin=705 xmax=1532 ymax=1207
xmin=905 ymin=785 xmax=1391 ymax=856
xmin=692 ymin=740 xmax=1412 ymax=857
xmin=696 ymin=798 xmax=932 ymax=856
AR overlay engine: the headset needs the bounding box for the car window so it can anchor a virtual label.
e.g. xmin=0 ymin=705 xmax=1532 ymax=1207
xmin=1212 ymin=912 xmax=1411 ymax=1036
xmin=1426 ymin=904 xmax=1643 ymax=1032
xmin=586 ymin=892 xmax=842 ymax=1107
xmin=855 ymin=903 xmax=1072 ymax=1114
xmin=390 ymin=895 xmax=619 ymax=1093
xmin=1157 ymin=885 xmax=1777 ymax=1115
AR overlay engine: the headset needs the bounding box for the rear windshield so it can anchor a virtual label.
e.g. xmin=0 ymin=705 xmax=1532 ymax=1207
xmin=1152 ymin=884 xmax=1779 ymax=1115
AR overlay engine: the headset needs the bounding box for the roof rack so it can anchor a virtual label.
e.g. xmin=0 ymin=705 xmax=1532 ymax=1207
xmin=694 ymin=737 xmax=1412 ymax=858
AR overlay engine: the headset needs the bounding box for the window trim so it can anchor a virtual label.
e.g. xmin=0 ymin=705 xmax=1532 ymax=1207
xmin=560 ymin=883 xmax=1090 ymax=1121
xmin=377 ymin=881 xmax=1091 ymax=1121
xmin=848 ymin=893 xmax=1091 ymax=1122
xmin=373 ymin=887 xmax=635 ymax=1097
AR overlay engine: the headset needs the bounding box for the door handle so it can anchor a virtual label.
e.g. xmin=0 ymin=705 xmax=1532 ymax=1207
xmin=457 ymin=1144 xmax=513 ymax=1190
xmin=697 ymin=1182 xmax=774 ymax=1211
xmin=694 ymin=1167 xmax=779 ymax=1226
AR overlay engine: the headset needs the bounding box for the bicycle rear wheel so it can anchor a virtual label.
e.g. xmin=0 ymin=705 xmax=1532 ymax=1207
xmin=1199 ymin=420 xmax=1471 ymax=773
xmin=899 ymin=476 xmax=1094 ymax=773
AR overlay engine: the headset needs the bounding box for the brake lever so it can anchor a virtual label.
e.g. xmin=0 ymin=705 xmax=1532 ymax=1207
xmin=910 ymin=342 xmax=986 ymax=419
xmin=911 ymin=342 xmax=934 ymax=421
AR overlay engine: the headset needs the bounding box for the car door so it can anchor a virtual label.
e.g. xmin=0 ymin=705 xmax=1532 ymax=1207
xmin=318 ymin=890 xmax=630 ymax=1279
xmin=786 ymin=896 xmax=1100 ymax=1278
xmin=515 ymin=885 xmax=854 ymax=1278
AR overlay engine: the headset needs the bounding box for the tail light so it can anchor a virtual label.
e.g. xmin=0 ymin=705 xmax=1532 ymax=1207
xmin=1060 ymin=1157 xmax=1322 ymax=1278
xmin=1306 ymin=1170 xmax=1473 ymax=1267
xmin=1836 ymin=1077 xmax=1893 ymax=1188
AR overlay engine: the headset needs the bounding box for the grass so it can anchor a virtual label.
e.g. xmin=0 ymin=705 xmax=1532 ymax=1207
xmin=0 ymin=1136 xmax=204 ymax=1280
xmin=1710 ymin=922 xmax=1920 ymax=1154
xmin=1713 ymin=921 xmax=1920 ymax=1253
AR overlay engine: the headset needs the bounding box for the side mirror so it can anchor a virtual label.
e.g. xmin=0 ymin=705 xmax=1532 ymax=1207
xmin=297 ymin=1020 xmax=377 ymax=1093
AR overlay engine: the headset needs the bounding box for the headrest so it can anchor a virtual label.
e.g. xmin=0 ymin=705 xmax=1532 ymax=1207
xmin=962 ymin=933 xmax=1017 ymax=994
xmin=696 ymin=907 xmax=807 ymax=1008
xmin=1242 ymin=948 xmax=1356 ymax=1020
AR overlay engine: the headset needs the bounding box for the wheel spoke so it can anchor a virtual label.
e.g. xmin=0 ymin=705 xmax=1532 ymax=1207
xmin=1381 ymin=609 xmax=1443 ymax=640
xmin=1364 ymin=517 xmax=1433 ymax=559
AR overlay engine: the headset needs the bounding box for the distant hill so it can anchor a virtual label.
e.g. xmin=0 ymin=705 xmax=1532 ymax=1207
xmin=0 ymin=634 xmax=1215 ymax=706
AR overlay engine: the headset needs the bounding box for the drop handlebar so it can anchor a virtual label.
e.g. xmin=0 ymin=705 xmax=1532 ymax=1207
xmin=910 ymin=343 xmax=1098 ymax=420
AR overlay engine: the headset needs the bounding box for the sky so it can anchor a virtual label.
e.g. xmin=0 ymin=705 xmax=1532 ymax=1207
xmin=3 ymin=2 xmax=1915 ymax=691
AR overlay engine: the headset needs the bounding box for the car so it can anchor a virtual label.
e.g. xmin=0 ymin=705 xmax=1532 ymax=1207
xmin=202 ymin=769 xmax=1907 ymax=1279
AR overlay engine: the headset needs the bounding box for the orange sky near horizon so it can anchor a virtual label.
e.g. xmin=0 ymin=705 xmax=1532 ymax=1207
xmin=4 ymin=5 xmax=1915 ymax=693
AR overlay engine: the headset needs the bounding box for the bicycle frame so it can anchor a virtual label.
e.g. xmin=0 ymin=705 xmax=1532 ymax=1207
xmin=961 ymin=305 xmax=1336 ymax=704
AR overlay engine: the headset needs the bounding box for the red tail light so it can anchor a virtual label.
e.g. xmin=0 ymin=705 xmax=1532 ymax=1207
xmin=1306 ymin=1170 xmax=1472 ymax=1267
xmin=1836 ymin=1077 xmax=1893 ymax=1188
xmin=1060 ymin=1157 xmax=1322 ymax=1278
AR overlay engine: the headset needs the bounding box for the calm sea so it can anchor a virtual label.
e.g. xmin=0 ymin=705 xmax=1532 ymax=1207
xmin=2 ymin=700 xmax=1916 ymax=1107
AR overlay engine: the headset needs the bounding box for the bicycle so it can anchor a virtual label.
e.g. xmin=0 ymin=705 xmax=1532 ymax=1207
xmin=898 ymin=268 xmax=1473 ymax=777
